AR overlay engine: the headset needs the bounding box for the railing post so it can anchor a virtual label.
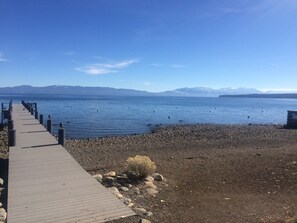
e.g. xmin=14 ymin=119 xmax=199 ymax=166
xmin=47 ymin=116 xmax=52 ymax=134
xmin=8 ymin=129 xmax=16 ymax=147
xmin=30 ymin=106 xmax=34 ymax=115
xmin=35 ymin=110 xmax=38 ymax=120
xmin=39 ymin=114 xmax=44 ymax=125
xmin=58 ymin=123 xmax=65 ymax=146
xmin=8 ymin=120 xmax=14 ymax=130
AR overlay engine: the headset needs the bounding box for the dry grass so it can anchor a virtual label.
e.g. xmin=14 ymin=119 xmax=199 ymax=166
xmin=125 ymin=155 xmax=156 ymax=179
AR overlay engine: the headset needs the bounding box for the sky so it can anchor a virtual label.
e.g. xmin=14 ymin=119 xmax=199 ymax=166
xmin=1 ymin=0 xmax=297 ymax=92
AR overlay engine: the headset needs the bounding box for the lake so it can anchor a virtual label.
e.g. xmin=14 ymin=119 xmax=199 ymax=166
xmin=1 ymin=95 xmax=297 ymax=138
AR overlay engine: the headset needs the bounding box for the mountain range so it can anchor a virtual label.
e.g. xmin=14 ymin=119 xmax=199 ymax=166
xmin=0 ymin=85 xmax=265 ymax=97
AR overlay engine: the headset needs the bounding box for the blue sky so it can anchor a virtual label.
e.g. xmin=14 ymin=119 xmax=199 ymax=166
xmin=1 ymin=0 xmax=297 ymax=92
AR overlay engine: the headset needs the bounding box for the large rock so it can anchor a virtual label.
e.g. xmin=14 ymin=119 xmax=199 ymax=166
xmin=0 ymin=208 xmax=7 ymax=222
xmin=152 ymin=173 xmax=164 ymax=181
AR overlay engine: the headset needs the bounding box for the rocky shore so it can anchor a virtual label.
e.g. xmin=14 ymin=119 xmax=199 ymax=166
xmin=1 ymin=124 xmax=297 ymax=222
xmin=0 ymin=127 xmax=7 ymax=223
xmin=65 ymin=124 xmax=297 ymax=223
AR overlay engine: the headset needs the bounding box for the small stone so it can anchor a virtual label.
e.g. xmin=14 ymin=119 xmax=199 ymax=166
xmin=134 ymin=207 xmax=147 ymax=214
xmin=127 ymin=184 xmax=133 ymax=188
xmin=139 ymin=219 xmax=151 ymax=223
xmin=116 ymin=193 xmax=124 ymax=199
xmin=104 ymin=171 xmax=116 ymax=177
xmin=145 ymin=188 xmax=158 ymax=196
xmin=122 ymin=197 xmax=132 ymax=204
xmin=128 ymin=202 xmax=134 ymax=207
xmin=0 ymin=178 xmax=3 ymax=186
xmin=144 ymin=181 xmax=157 ymax=190
xmin=145 ymin=176 xmax=154 ymax=182
xmin=92 ymin=174 xmax=103 ymax=182
xmin=120 ymin=186 xmax=129 ymax=192
xmin=108 ymin=186 xmax=119 ymax=195
xmin=0 ymin=203 xmax=2 ymax=208
xmin=145 ymin=211 xmax=153 ymax=217
xmin=152 ymin=173 xmax=164 ymax=181
xmin=136 ymin=195 xmax=144 ymax=199
xmin=0 ymin=208 xmax=7 ymax=222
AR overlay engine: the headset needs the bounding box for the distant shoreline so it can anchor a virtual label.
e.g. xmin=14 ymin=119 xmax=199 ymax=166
xmin=220 ymin=93 xmax=297 ymax=99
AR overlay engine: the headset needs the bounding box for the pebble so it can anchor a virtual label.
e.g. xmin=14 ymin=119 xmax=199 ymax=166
xmin=0 ymin=208 xmax=7 ymax=222
xmin=0 ymin=179 xmax=3 ymax=186
xmin=136 ymin=195 xmax=144 ymax=199
xmin=116 ymin=193 xmax=124 ymax=199
xmin=108 ymin=186 xmax=119 ymax=195
xmin=120 ymin=186 xmax=129 ymax=192
xmin=0 ymin=203 xmax=2 ymax=207
xmin=145 ymin=188 xmax=158 ymax=196
xmin=128 ymin=202 xmax=134 ymax=207
xmin=122 ymin=197 xmax=132 ymax=204
xmin=92 ymin=174 xmax=103 ymax=182
xmin=145 ymin=176 xmax=154 ymax=182
xmin=144 ymin=181 xmax=157 ymax=190
xmin=134 ymin=207 xmax=147 ymax=214
xmin=145 ymin=211 xmax=153 ymax=217
xmin=139 ymin=219 xmax=151 ymax=223
xmin=152 ymin=173 xmax=164 ymax=181
xmin=104 ymin=171 xmax=116 ymax=177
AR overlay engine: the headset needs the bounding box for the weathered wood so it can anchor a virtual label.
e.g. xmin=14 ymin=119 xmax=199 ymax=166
xmin=8 ymin=104 xmax=134 ymax=223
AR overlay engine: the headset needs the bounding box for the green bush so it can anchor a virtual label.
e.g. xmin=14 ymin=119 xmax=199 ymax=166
xmin=125 ymin=155 xmax=156 ymax=179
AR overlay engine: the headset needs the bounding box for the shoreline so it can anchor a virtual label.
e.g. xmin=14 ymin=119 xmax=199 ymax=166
xmin=1 ymin=124 xmax=297 ymax=222
xmin=64 ymin=123 xmax=297 ymax=222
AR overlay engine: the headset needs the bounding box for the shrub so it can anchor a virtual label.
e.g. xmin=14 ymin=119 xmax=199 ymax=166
xmin=125 ymin=155 xmax=156 ymax=179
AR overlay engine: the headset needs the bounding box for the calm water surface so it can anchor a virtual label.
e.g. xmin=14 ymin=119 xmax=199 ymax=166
xmin=1 ymin=95 xmax=297 ymax=138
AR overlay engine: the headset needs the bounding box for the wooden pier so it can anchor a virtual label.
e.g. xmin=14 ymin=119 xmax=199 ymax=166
xmin=7 ymin=104 xmax=134 ymax=222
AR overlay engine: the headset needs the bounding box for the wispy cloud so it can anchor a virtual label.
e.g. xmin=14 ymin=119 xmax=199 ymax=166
xmin=144 ymin=82 xmax=151 ymax=86
xmin=76 ymin=59 xmax=139 ymax=75
xmin=0 ymin=52 xmax=8 ymax=62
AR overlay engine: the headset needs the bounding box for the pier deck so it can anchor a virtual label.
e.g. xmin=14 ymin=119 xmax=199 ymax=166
xmin=7 ymin=104 xmax=134 ymax=223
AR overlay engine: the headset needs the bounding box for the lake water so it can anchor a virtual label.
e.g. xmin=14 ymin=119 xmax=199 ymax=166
xmin=1 ymin=95 xmax=297 ymax=138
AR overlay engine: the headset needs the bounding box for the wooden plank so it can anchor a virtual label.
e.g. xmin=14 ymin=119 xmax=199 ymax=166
xmin=8 ymin=104 xmax=135 ymax=223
